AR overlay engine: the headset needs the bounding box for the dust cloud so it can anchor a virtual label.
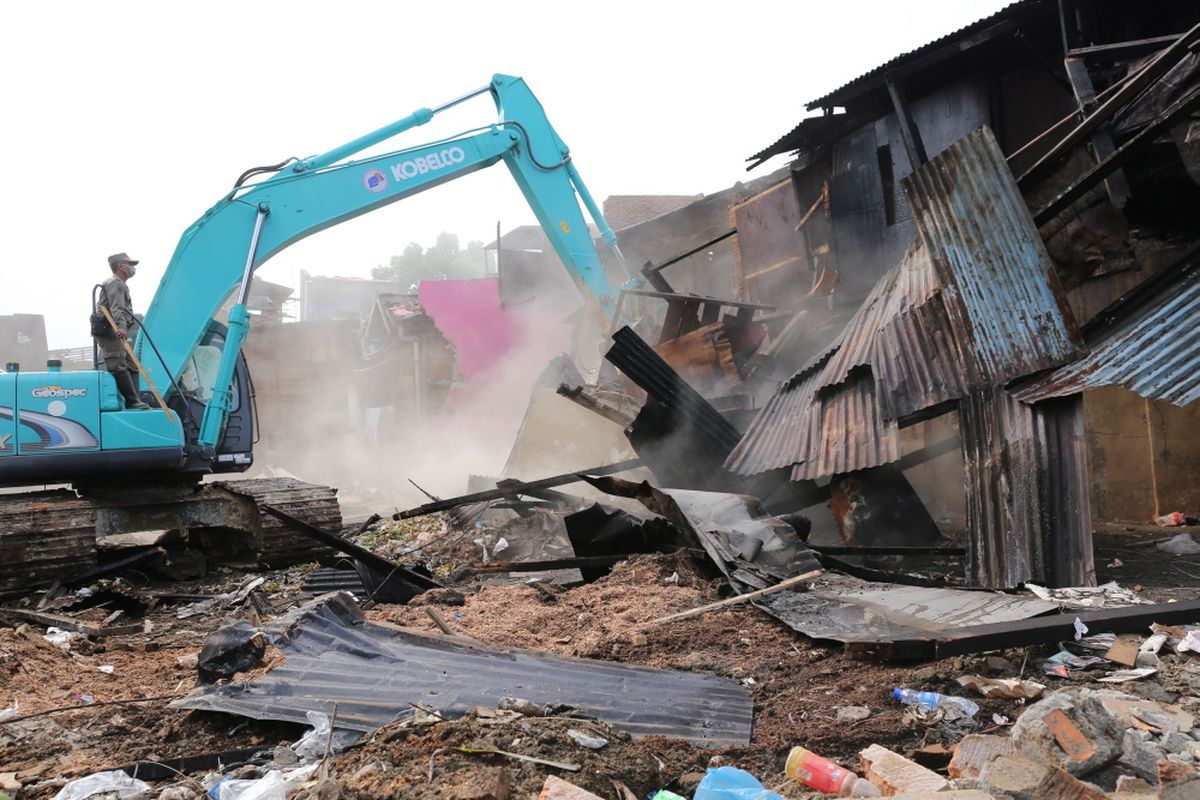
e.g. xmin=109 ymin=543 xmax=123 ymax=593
xmin=246 ymin=289 xmax=586 ymax=515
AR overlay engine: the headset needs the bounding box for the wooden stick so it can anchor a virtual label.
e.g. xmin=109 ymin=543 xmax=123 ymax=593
xmin=98 ymin=305 xmax=175 ymax=421
xmin=640 ymin=569 xmax=822 ymax=628
xmin=0 ymin=693 xmax=183 ymax=726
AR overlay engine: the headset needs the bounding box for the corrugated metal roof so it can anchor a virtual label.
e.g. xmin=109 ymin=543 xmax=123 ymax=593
xmin=904 ymin=127 xmax=1081 ymax=384
xmin=727 ymin=127 xmax=1082 ymax=482
xmin=791 ymin=370 xmax=900 ymax=480
xmin=1015 ymin=269 xmax=1200 ymax=407
xmin=804 ymin=1 xmax=1046 ymax=110
xmin=176 ymin=593 xmax=754 ymax=747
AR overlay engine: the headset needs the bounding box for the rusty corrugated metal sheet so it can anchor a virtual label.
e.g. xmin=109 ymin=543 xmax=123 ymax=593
xmin=791 ymin=371 xmax=900 ymax=480
xmin=905 ymin=127 xmax=1082 ymax=383
xmin=724 ymin=351 xmax=831 ymax=476
xmin=728 ymin=127 xmax=1084 ymax=495
xmin=1015 ymin=269 xmax=1200 ymax=407
xmin=959 ymin=389 xmax=1093 ymax=588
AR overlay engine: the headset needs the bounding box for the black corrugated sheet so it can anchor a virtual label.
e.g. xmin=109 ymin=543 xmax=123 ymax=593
xmin=175 ymin=593 xmax=754 ymax=748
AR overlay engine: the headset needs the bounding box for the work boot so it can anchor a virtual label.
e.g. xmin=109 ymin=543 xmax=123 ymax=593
xmin=114 ymin=370 xmax=151 ymax=410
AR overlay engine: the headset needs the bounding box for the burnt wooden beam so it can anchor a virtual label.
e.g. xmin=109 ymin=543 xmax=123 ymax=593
xmin=885 ymin=74 xmax=928 ymax=167
xmin=1019 ymin=21 xmax=1200 ymax=186
xmin=1034 ymin=87 xmax=1200 ymax=225
xmin=261 ymin=504 xmax=441 ymax=590
xmin=394 ymin=458 xmax=644 ymax=519
xmin=556 ymin=384 xmax=635 ymax=427
xmin=1063 ymin=57 xmax=1130 ymax=209
xmin=1067 ymin=33 xmax=1183 ymax=62
xmin=466 ymin=555 xmax=630 ymax=574
xmin=0 ymin=607 xmax=143 ymax=637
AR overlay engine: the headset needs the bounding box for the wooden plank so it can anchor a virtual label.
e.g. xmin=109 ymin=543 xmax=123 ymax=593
xmin=1020 ymin=21 xmax=1200 ymax=185
xmin=1067 ymin=33 xmax=1182 ymax=61
xmin=886 ymin=74 xmax=928 ymax=167
xmin=394 ymin=458 xmax=644 ymax=519
xmin=0 ymin=607 xmax=142 ymax=637
xmin=640 ymin=570 xmax=822 ymax=628
xmin=1105 ymin=634 xmax=1142 ymax=667
xmin=1063 ymin=57 xmax=1130 ymax=208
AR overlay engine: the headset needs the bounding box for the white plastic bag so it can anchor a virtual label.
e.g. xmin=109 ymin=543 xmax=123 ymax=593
xmin=1157 ymin=533 xmax=1200 ymax=554
xmin=52 ymin=770 xmax=149 ymax=800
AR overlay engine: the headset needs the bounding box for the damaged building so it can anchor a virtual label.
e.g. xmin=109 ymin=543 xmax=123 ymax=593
xmin=590 ymin=0 xmax=1200 ymax=589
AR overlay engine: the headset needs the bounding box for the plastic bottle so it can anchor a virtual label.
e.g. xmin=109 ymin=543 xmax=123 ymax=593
xmin=786 ymin=746 xmax=881 ymax=797
xmin=891 ymin=687 xmax=980 ymax=717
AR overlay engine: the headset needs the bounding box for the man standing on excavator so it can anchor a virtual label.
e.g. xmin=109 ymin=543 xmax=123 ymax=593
xmin=96 ymin=253 xmax=150 ymax=410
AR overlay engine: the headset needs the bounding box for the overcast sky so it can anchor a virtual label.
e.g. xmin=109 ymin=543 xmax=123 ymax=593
xmin=1 ymin=0 xmax=1008 ymax=348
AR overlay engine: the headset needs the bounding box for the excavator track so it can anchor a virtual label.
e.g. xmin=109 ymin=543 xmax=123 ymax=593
xmin=0 ymin=477 xmax=341 ymax=595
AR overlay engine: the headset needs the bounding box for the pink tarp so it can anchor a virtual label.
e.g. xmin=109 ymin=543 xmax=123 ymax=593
xmin=417 ymin=277 xmax=570 ymax=397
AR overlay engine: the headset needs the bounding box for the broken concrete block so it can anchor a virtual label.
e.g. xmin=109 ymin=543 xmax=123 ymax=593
xmin=1010 ymin=689 xmax=1122 ymax=775
xmin=978 ymin=754 xmax=1050 ymax=799
xmin=448 ymin=767 xmax=511 ymax=800
xmin=1159 ymin=760 xmax=1200 ymax=799
xmin=1097 ymin=690 xmax=1194 ymax=734
xmin=538 ymin=776 xmax=604 ymax=800
xmin=948 ymin=734 xmax=1016 ymax=782
xmin=1032 ymin=766 xmax=1109 ymax=800
xmin=859 ymin=744 xmax=949 ymax=795
xmin=1119 ymin=729 xmax=1168 ymax=782
xmin=1113 ymin=774 xmax=1156 ymax=794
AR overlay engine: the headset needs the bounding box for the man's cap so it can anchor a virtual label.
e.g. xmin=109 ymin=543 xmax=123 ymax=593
xmin=108 ymin=252 xmax=139 ymax=269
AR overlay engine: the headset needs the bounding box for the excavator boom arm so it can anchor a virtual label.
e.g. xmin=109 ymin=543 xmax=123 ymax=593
xmin=138 ymin=75 xmax=621 ymax=418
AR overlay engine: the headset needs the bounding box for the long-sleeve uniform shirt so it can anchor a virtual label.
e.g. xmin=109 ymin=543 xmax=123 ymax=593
xmin=96 ymin=275 xmax=137 ymax=372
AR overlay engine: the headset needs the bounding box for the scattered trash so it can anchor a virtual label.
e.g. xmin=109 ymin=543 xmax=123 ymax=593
xmin=1155 ymin=511 xmax=1186 ymax=527
xmin=694 ymin=766 xmax=784 ymax=800
xmin=1137 ymin=631 xmax=1168 ymax=668
xmin=1179 ymin=629 xmax=1200 ymax=654
xmin=0 ymin=702 xmax=16 ymax=722
xmin=1157 ymin=532 xmax=1200 ymax=553
xmin=891 ymin=687 xmax=979 ymax=718
xmin=1025 ymin=581 xmax=1145 ymax=608
xmin=1072 ymin=617 xmax=1088 ymax=640
xmin=97 ymin=665 xmax=115 ymax=675
xmin=786 ymin=746 xmax=880 ymax=796
xmin=211 ymin=765 xmax=317 ymax=800
xmin=77 ymin=694 xmax=94 ymax=704
xmin=1042 ymin=650 xmax=1108 ymax=676
xmin=650 ymin=792 xmax=687 ymax=800
xmin=1106 ymin=558 xmax=1123 ymax=568
xmin=42 ymin=627 xmax=74 ymax=650
xmin=992 ymin=713 xmax=1010 ymax=726
xmin=566 ymin=728 xmax=608 ymax=749
xmin=492 ymin=536 xmax=509 ymax=557
xmin=957 ymin=675 xmax=1046 ymax=700
xmin=196 ymin=620 xmax=266 ymax=683
xmin=291 ymin=711 xmax=359 ymax=763
xmin=51 ymin=770 xmax=150 ymax=800
xmin=665 ymin=571 xmax=680 ymax=584
xmin=1098 ymin=667 xmax=1159 ymax=682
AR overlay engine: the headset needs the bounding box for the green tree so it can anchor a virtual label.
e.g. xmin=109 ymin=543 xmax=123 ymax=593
xmin=372 ymin=232 xmax=487 ymax=291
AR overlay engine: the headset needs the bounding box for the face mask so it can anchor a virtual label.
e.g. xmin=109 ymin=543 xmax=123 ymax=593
xmin=125 ymin=264 xmax=137 ymax=278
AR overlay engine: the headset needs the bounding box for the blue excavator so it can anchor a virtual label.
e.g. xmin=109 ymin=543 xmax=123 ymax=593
xmin=0 ymin=75 xmax=627 ymax=592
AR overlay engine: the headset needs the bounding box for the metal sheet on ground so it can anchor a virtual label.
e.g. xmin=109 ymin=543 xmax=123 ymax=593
xmin=175 ymin=593 xmax=753 ymax=748
xmin=756 ymin=574 xmax=1057 ymax=644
